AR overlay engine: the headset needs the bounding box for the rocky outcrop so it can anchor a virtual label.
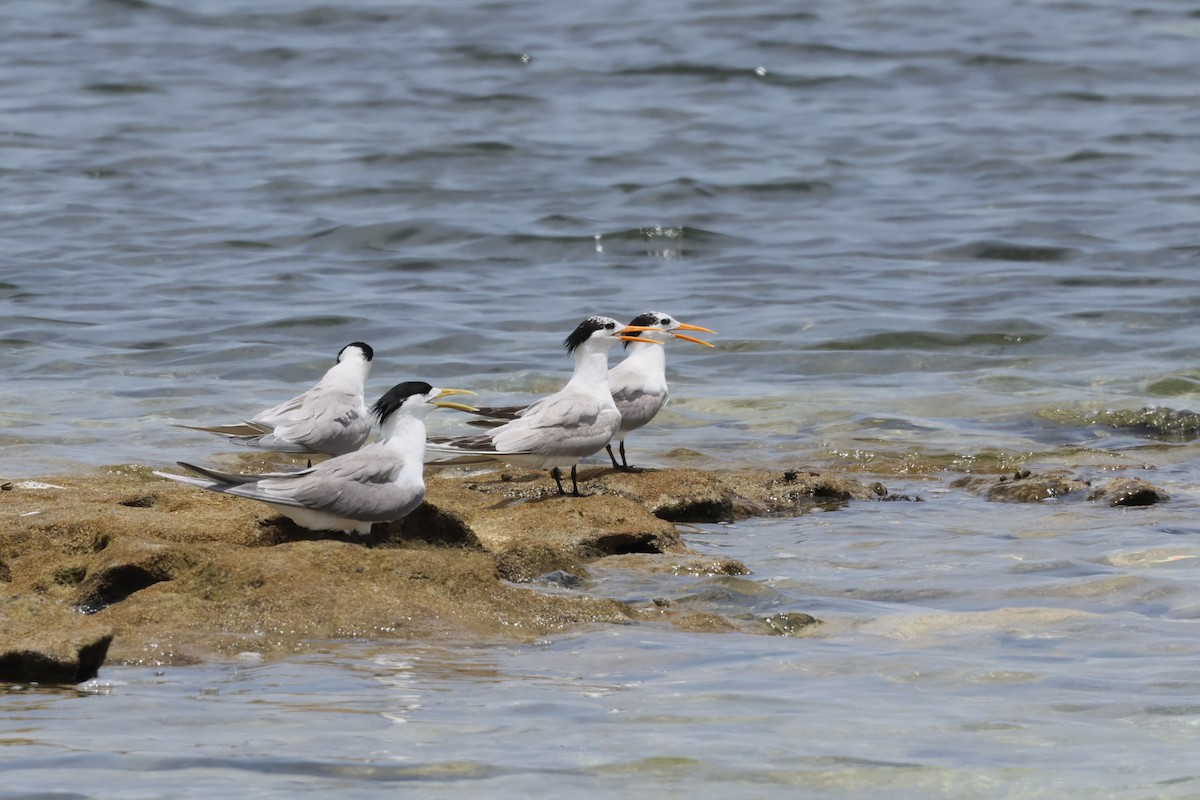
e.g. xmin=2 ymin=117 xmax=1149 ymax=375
xmin=2 ymin=465 xmax=877 ymax=678
xmin=0 ymin=461 xmax=1165 ymax=681
xmin=0 ymin=596 xmax=113 ymax=683
xmin=1087 ymin=477 xmax=1169 ymax=507
xmin=950 ymin=469 xmax=1168 ymax=505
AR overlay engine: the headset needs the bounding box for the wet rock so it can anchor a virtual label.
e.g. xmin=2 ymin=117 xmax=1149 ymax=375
xmin=950 ymin=470 xmax=1090 ymax=502
xmin=1087 ymin=478 xmax=1168 ymax=507
xmin=0 ymin=596 xmax=113 ymax=683
xmin=760 ymin=611 xmax=820 ymax=636
xmin=533 ymin=570 xmax=587 ymax=590
xmin=1086 ymin=406 xmax=1200 ymax=442
xmin=0 ymin=466 xmax=839 ymax=666
xmin=669 ymin=613 xmax=739 ymax=633
xmin=597 ymin=553 xmax=750 ymax=577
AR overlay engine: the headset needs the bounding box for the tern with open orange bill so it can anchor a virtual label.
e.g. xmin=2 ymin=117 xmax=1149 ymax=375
xmin=463 ymin=311 xmax=717 ymax=470
xmin=424 ymin=315 xmax=658 ymax=495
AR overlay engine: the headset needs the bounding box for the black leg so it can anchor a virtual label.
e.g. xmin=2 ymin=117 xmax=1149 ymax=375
xmin=570 ymin=464 xmax=581 ymax=497
xmin=606 ymin=444 xmax=620 ymax=469
xmin=551 ymin=466 xmax=567 ymax=495
xmin=618 ymin=441 xmax=628 ymax=468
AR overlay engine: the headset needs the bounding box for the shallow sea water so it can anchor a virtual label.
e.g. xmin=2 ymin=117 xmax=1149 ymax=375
xmin=4 ymin=0 xmax=1200 ymax=796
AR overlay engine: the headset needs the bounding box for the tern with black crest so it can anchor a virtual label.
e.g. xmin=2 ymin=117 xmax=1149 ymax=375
xmin=156 ymin=382 xmax=477 ymax=534
xmin=424 ymin=316 xmax=655 ymax=495
xmin=605 ymin=311 xmax=716 ymax=469
xmin=466 ymin=312 xmax=716 ymax=470
xmin=177 ymin=341 xmax=375 ymax=456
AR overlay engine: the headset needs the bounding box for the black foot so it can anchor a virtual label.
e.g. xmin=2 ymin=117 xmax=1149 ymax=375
xmin=550 ymin=467 xmax=567 ymax=495
xmin=605 ymin=444 xmax=620 ymax=470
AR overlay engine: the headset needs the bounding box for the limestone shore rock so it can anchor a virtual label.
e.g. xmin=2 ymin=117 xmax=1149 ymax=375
xmin=0 ymin=464 xmax=874 ymax=679
xmin=0 ymin=461 xmax=1170 ymax=681
xmin=0 ymin=596 xmax=113 ymax=683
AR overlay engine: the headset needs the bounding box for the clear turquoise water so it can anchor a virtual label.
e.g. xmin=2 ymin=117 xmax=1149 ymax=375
xmin=4 ymin=0 xmax=1200 ymax=796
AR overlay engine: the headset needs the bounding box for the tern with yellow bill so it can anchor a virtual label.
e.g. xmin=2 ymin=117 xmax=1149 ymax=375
xmin=156 ymin=382 xmax=477 ymax=534
xmin=424 ymin=316 xmax=657 ymax=495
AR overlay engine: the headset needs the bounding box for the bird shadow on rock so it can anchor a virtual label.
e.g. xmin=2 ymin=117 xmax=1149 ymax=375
xmin=253 ymin=504 xmax=485 ymax=550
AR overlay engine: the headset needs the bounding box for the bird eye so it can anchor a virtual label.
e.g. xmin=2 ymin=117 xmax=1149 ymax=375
xmin=660 ymin=318 xmax=671 ymax=325
xmin=605 ymin=322 xmax=615 ymax=329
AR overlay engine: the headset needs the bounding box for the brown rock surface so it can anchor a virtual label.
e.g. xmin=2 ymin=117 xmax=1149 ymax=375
xmin=1 ymin=464 xmax=870 ymax=677
xmin=950 ymin=469 xmax=1092 ymax=502
xmin=1087 ymin=477 xmax=1169 ymax=507
xmin=0 ymin=595 xmax=113 ymax=683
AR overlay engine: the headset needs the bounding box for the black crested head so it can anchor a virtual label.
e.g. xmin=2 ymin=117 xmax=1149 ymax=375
xmin=338 ymin=341 xmax=374 ymax=363
xmin=563 ymin=316 xmax=618 ymax=355
xmin=623 ymin=311 xmax=660 ymax=348
xmin=372 ymin=381 xmax=433 ymax=422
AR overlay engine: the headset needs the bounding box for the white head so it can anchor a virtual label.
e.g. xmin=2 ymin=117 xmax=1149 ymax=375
xmin=336 ymin=341 xmax=375 ymax=378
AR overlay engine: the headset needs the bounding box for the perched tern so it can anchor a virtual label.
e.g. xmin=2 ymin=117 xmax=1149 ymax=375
xmin=425 ymin=316 xmax=654 ymax=496
xmin=605 ymin=311 xmax=716 ymax=469
xmin=178 ymin=341 xmax=375 ymax=456
xmin=155 ymin=382 xmax=477 ymax=534
xmin=466 ymin=312 xmax=716 ymax=470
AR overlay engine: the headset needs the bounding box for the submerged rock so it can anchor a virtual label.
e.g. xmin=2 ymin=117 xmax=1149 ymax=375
xmin=1038 ymin=404 xmax=1200 ymax=442
xmin=1087 ymin=478 xmax=1168 ymax=507
xmin=951 ymin=468 xmax=1170 ymax=506
xmin=950 ymin=470 xmax=1091 ymax=502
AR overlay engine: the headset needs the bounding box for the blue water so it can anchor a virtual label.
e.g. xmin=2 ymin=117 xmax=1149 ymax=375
xmin=4 ymin=0 xmax=1200 ymax=796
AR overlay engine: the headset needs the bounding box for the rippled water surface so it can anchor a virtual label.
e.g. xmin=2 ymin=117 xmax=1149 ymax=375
xmin=4 ymin=0 xmax=1200 ymax=796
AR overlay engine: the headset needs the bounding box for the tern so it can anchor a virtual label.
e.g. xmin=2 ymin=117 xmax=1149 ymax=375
xmin=155 ymin=382 xmax=477 ymax=534
xmin=604 ymin=311 xmax=716 ymax=469
xmin=178 ymin=341 xmax=375 ymax=456
xmin=424 ymin=316 xmax=654 ymax=495
xmin=465 ymin=312 xmax=716 ymax=470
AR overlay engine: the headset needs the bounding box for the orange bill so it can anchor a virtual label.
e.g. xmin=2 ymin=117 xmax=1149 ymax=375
xmin=675 ymin=322 xmax=717 ymax=334
xmin=670 ymin=332 xmax=715 ymax=347
xmin=617 ymin=323 xmax=663 ymax=344
xmin=671 ymin=321 xmax=716 ymax=347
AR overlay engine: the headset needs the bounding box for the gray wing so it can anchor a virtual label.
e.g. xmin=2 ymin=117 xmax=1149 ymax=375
xmin=490 ymin=391 xmax=618 ymax=456
xmin=256 ymin=385 xmax=370 ymax=453
xmin=162 ymin=452 xmax=419 ymax=522
xmin=251 ymin=449 xmax=421 ymax=522
xmin=611 ymin=385 xmax=668 ymax=434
